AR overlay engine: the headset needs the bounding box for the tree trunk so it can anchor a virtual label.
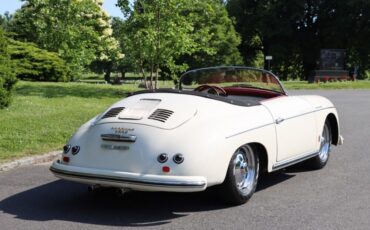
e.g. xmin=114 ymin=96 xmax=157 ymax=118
xmin=104 ymin=61 xmax=113 ymax=83
xmin=155 ymin=6 xmax=161 ymax=89
xmin=140 ymin=65 xmax=148 ymax=89
xmin=149 ymin=63 xmax=154 ymax=89
xmin=120 ymin=71 xmax=126 ymax=80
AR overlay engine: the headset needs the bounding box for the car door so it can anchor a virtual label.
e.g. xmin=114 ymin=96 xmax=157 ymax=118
xmin=262 ymin=96 xmax=317 ymax=162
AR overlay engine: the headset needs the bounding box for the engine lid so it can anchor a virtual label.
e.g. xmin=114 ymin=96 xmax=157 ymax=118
xmin=96 ymin=94 xmax=197 ymax=130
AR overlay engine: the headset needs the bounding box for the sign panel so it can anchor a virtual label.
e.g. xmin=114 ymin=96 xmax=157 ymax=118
xmin=320 ymin=49 xmax=345 ymax=70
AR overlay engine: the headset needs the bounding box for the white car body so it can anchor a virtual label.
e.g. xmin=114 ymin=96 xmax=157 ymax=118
xmin=50 ymin=67 xmax=343 ymax=202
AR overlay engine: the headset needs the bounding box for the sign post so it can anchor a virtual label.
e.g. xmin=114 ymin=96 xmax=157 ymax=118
xmin=265 ymin=56 xmax=272 ymax=70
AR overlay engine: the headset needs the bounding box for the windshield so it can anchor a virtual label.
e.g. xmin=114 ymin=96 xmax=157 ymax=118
xmin=179 ymin=66 xmax=286 ymax=95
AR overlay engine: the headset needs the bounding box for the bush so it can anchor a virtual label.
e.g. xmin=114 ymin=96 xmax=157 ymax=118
xmin=7 ymin=39 xmax=70 ymax=82
xmin=0 ymin=28 xmax=17 ymax=108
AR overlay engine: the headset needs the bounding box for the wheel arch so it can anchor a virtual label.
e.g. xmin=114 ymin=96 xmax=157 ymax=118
xmin=326 ymin=113 xmax=339 ymax=146
xmin=219 ymin=142 xmax=269 ymax=185
xmin=249 ymin=142 xmax=269 ymax=174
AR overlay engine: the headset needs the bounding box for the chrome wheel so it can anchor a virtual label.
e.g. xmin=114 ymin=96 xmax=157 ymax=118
xmin=307 ymin=120 xmax=332 ymax=169
xmin=318 ymin=123 xmax=331 ymax=163
xmin=232 ymin=146 xmax=257 ymax=196
xmin=220 ymin=144 xmax=259 ymax=205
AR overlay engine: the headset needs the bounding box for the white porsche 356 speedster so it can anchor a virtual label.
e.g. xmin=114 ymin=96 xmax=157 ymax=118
xmin=50 ymin=66 xmax=343 ymax=205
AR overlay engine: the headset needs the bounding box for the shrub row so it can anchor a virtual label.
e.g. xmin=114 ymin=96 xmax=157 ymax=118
xmin=8 ymin=39 xmax=70 ymax=82
xmin=0 ymin=28 xmax=17 ymax=108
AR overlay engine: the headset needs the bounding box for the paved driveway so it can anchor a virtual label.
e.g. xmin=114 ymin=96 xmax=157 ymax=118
xmin=1 ymin=90 xmax=369 ymax=230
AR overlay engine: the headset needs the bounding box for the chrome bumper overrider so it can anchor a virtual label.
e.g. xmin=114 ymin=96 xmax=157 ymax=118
xmin=50 ymin=161 xmax=207 ymax=192
xmin=338 ymin=135 xmax=344 ymax=145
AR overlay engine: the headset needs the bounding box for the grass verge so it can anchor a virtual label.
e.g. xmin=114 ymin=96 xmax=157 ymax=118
xmin=0 ymin=81 xmax=136 ymax=163
xmin=283 ymin=80 xmax=370 ymax=90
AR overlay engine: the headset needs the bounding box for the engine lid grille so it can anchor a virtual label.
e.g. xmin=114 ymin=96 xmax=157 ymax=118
xmin=148 ymin=109 xmax=174 ymax=122
xmin=101 ymin=107 xmax=125 ymax=119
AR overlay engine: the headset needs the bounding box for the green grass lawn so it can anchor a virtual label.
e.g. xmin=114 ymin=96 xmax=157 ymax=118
xmin=1 ymin=79 xmax=370 ymax=163
xmin=0 ymin=81 xmax=136 ymax=163
xmin=283 ymin=80 xmax=370 ymax=90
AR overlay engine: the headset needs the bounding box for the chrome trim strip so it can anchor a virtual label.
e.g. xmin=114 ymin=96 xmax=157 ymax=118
xmin=226 ymin=122 xmax=275 ymax=139
xmin=272 ymin=150 xmax=319 ymax=171
xmin=227 ymin=107 xmax=335 ymax=138
xmin=281 ymin=106 xmax=335 ymax=122
xmin=275 ymin=117 xmax=285 ymax=124
xmin=101 ymin=134 xmax=137 ymax=142
xmin=50 ymin=166 xmax=206 ymax=188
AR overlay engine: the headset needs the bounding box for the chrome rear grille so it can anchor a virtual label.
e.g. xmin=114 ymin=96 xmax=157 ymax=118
xmin=101 ymin=107 xmax=125 ymax=119
xmin=148 ymin=109 xmax=174 ymax=122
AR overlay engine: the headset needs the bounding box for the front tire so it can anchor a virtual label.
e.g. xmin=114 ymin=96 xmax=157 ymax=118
xmin=219 ymin=145 xmax=259 ymax=205
xmin=307 ymin=120 xmax=332 ymax=169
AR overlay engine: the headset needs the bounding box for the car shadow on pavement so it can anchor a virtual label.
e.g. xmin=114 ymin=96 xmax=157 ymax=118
xmin=0 ymin=171 xmax=294 ymax=227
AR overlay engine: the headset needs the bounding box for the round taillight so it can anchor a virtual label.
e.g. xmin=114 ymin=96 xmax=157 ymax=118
xmin=71 ymin=146 xmax=80 ymax=155
xmin=157 ymin=153 xmax=168 ymax=163
xmin=162 ymin=166 xmax=170 ymax=173
xmin=63 ymin=156 xmax=70 ymax=163
xmin=63 ymin=145 xmax=71 ymax=154
xmin=173 ymin=154 xmax=184 ymax=164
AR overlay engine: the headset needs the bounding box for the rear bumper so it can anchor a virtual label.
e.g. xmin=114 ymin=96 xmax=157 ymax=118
xmin=50 ymin=160 xmax=207 ymax=192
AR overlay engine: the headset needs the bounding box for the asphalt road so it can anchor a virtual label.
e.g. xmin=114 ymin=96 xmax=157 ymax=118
xmin=1 ymin=90 xmax=370 ymax=230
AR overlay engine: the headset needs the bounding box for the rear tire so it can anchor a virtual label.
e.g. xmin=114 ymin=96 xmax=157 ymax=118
xmin=219 ymin=145 xmax=259 ymax=205
xmin=307 ymin=120 xmax=332 ymax=169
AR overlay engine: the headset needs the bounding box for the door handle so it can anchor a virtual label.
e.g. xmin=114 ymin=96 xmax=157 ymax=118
xmin=275 ymin=117 xmax=285 ymax=124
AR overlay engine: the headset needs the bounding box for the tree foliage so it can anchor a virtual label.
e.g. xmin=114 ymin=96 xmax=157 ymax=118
xmin=0 ymin=28 xmax=17 ymax=109
xmin=9 ymin=0 xmax=122 ymax=78
xmin=8 ymin=38 xmax=69 ymax=82
xmin=177 ymin=0 xmax=243 ymax=70
xmin=117 ymin=0 xmax=242 ymax=88
xmin=227 ymin=0 xmax=370 ymax=79
xmin=0 ymin=12 xmax=13 ymax=31
xmin=117 ymin=0 xmax=197 ymax=88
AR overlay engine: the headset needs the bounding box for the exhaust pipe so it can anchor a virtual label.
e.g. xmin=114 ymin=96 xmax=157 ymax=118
xmin=115 ymin=188 xmax=130 ymax=197
xmin=88 ymin=184 xmax=101 ymax=192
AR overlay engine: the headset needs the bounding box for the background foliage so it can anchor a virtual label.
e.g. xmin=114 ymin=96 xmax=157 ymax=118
xmin=116 ymin=0 xmax=242 ymax=88
xmin=227 ymin=0 xmax=370 ymax=79
xmin=0 ymin=0 xmax=369 ymax=109
xmin=9 ymin=0 xmax=122 ymax=78
xmin=0 ymin=28 xmax=17 ymax=108
xmin=8 ymin=38 xmax=69 ymax=82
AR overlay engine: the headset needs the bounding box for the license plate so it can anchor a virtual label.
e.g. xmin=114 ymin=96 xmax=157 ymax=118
xmin=101 ymin=144 xmax=129 ymax=151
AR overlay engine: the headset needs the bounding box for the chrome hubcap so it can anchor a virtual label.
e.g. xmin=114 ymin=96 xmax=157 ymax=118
xmin=233 ymin=146 xmax=256 ymax=195
xmin=318 ymin=124 xmax=330 ymax=162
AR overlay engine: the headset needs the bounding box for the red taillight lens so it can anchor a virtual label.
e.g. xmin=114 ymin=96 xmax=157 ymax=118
xmin=63 ymin=156 xmax=70 ymax=163
xmin=162 ymin=166 xmax=170 ymax=173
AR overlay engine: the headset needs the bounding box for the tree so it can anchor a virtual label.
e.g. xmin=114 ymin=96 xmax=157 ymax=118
xmin=227 ymin=0 xmax=370 ymax=79
xmin=110 ymin=17 xmax=135 ymax=79
xmin=7 ymin=38 xmax=69 ymax=82
xmin=0 ymin=28 xmax=17 ymax=108
xmin=117 ymin=0 xmax=198 ymax=89
xmin=227 ymin=0 xmax=304 ymax=79
xmin=9 ymin=0 xmax=122 ymax=78
xmin=316 ymin=0 xmax=370 ymax=77
xmin=0 ymin=12 xmax=13 ymax=30
xmin=177 ymin=0 xmax=243 ymax=70
xmin=117 ymin=0 xmax=243 ymax=88
xmin=88 ymin=4 xmax=124 ymax=83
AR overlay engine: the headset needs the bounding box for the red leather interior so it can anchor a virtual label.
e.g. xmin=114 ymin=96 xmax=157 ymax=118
xmin=223 ymin=87 xmax=283 ymax=99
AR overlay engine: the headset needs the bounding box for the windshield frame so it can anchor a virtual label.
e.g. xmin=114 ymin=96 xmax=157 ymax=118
xmin=178 ymin=66 xmax=288 ymax=95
